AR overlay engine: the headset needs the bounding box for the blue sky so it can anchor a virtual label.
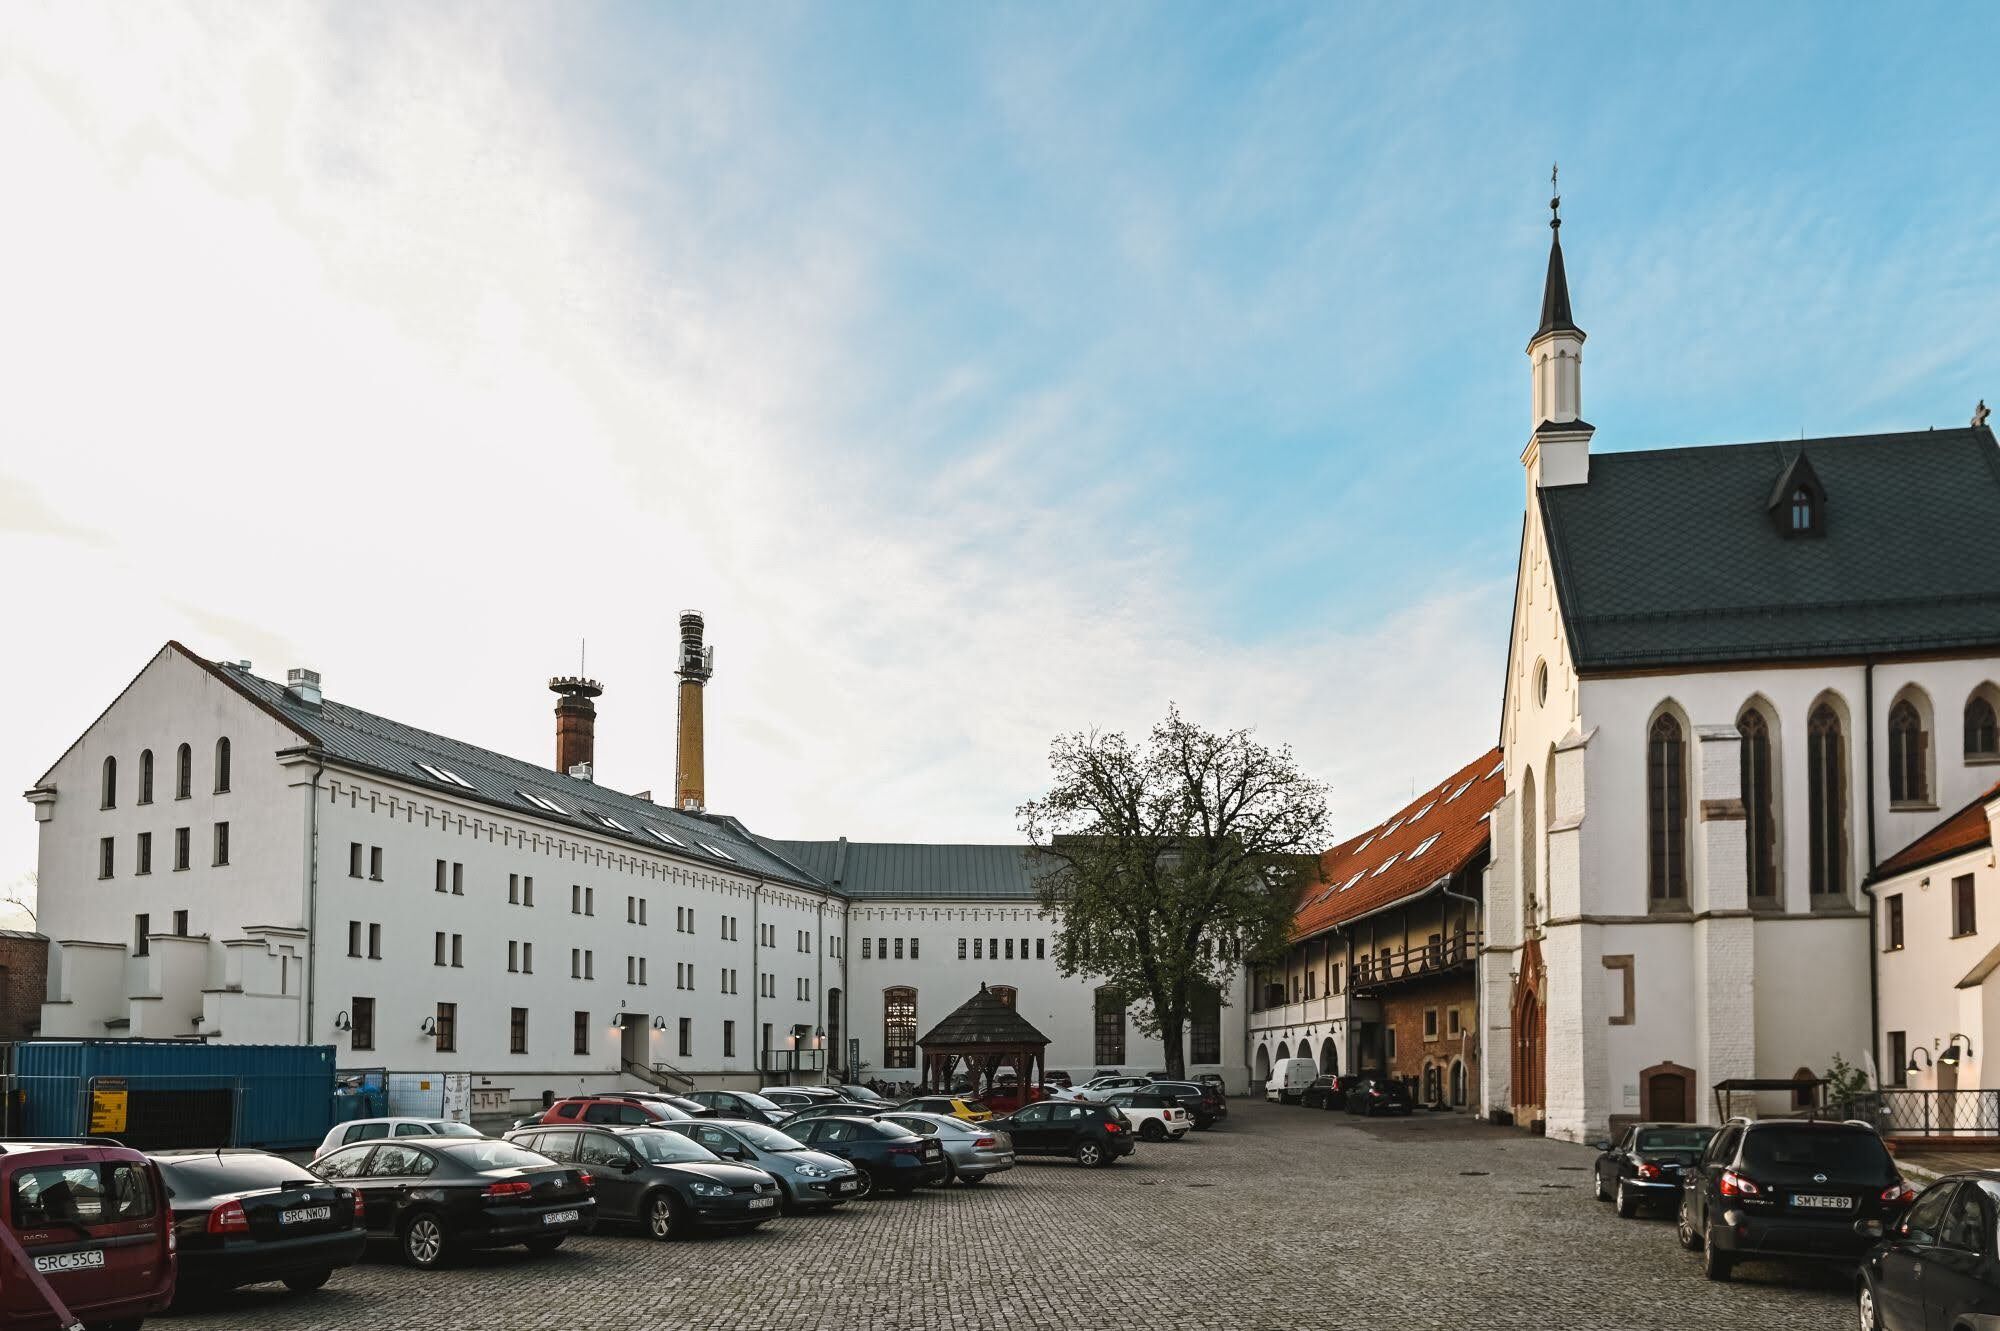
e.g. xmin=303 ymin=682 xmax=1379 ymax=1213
xmin=2 ymin=3 xmax=1997 ymax=914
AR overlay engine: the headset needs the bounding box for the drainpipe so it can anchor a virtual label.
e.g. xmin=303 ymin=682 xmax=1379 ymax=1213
xmin=303 ymin=751 xmax=325 ymax=1044
xmin=1864 ymin=659 xmax=1881 ymax=1083
xmin=815 ymin=896 xmax=825 ymax=1082
xmin=751 ymin=875 xmax=763 ymax=1083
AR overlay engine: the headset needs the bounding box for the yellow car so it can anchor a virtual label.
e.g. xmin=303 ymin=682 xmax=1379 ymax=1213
xmin=894 ymin=1095 xmax=992 ymax=1123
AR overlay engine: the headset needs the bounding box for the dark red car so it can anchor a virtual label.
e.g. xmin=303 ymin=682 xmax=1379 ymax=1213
xmin=530 ymin=1096 xmax=693 ymax=1128
xmin=0 ymin=1139 xmax=176 ymax=1330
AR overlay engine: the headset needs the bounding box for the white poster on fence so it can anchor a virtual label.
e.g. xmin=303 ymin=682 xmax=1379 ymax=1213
xmin=443 ymin=1073 xmax=471 ymax=1123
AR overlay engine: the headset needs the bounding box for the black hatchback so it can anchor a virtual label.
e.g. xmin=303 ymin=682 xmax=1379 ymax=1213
xmin=1591 ymin=1122 xmax=1716 ymax=1217
xmin=509 ymin=1124 xmax=781 ymax=1238
xmin=1859 ymin=1171 xmax=2000 ymax=1331
xmin=987 ymin=1101 xmax=1135 ymax=1167
xmin=1679 ymin=1117 xmax=1916 ymax=1281
xmin=1346 ymin=1077 xmax=1414 ymax=1117
xmin=153 ymin=1149 xmax=366 ymax=1299
xmin=310 ymin=1136 xmax=596 ymax=1268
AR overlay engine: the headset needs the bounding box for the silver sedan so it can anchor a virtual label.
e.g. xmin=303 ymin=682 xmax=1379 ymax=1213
xmin=879 ymin=1111 xmax=1015 ymax=1185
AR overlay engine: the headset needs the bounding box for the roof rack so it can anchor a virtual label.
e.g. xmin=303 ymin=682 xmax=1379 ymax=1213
xmin=0 ymin=1136 xmax=130 ymax=1153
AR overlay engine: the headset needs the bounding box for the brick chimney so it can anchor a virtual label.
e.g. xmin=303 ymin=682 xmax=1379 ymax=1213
xmin=674 ymin=612 xmax=713 ymax=810
xmin=549 ymin=676 xmax=603 ymax=778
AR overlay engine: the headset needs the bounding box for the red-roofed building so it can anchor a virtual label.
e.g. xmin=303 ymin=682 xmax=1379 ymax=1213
xmin=1248 ymin=749 xmax=1501 ymax=1108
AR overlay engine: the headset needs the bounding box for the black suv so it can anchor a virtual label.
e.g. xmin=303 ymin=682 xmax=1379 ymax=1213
xmin=1679 ymin=1117 xmax=1916 ymax=1280
xmin=1345 ymin=1077 xmax=1414 ymax=1117
xmin=986 ymin=1101 xmax=1135 ymax=1167
xmin=1148 ymin=1081 xmax=1224 ymax=1129
xmin=507 ymin=1124 xmax=780 ymax=1239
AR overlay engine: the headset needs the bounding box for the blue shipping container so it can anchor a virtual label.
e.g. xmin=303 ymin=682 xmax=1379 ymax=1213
xmin=8 ymin=1041 xmax=336 ymax=1150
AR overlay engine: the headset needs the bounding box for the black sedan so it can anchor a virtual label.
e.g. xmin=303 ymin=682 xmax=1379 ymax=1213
xmin=778 ymin=1101 xmax=887 ymax=1127
xmin=781 ymin=1115 xmax=947 ymax=1194
xmin=1345 ymin=1077 xmax=1414 ymax=1116
xmin=1303 ymin=1075 xmax=1365 ymax=1111
xmin=1590 ymin=1122 xmax=1715 ymax=1217
xmin=507 ymin=1124 xmax=782 ymax=1238
xmin=153 ymin=1149 xmax=366 ymax=1299
xmin=1860 ymin=1171 xmax=2000 ymax=1330
xmin=310 ymin=1137 xmax=595 ymax=1268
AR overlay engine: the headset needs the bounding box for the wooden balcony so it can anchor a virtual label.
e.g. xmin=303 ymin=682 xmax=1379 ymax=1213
xmin=1349 ymin=932 xmax=1482 ymax=994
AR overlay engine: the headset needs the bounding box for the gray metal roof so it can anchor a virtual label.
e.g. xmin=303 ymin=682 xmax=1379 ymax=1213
xmin=203 ymin=654 xmax=821 ymax=889
xmin=1540 ymin=426 xmax=2000 ymax=670
xmin=759 ymin=839 xmax=1052 ymax=901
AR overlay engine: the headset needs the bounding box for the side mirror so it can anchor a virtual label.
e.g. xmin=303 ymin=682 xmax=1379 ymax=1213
xmin=620 ymin=1158 xmax=640 ymax=1173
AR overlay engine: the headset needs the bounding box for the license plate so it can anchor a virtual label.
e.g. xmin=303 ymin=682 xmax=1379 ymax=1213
xmin=1793 ymin=1194 xmax=1855 ymax=1210
xmin=281 ymin=1205 xmax=331 ymax=1226
xmin=924 ymin=1146 xmax=940 ymax=1157
xmin=33 ymin=1249 xmax=104 ymax=1274
xmin=542 ymin=1209 xmax=579 ymax=1226
xmin=835 ymin=1180 xmax=858 ymax=1192
xmin=748 ymin=1197 xmax=775 ymax=1209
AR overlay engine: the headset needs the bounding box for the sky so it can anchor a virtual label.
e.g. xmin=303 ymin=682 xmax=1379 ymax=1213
xmin=3 ymin=3 xmax=1999 ymax=927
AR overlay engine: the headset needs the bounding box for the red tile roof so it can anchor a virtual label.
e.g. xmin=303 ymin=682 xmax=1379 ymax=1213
xmin=1292 ymin=746 xmax=1503 ymax=940
xmin=1871 ymin=778 xmax=2000 ymax=882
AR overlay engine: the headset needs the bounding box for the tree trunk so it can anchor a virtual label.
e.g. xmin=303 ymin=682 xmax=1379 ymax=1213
xmin=1160 ymin=1007 xmax=1187 ymax=1080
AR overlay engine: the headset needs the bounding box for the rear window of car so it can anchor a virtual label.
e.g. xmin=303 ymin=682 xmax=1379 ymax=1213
xmin=1635 ymin=1127 xmax=1713 ymax=1152
xmin=157 ymin=1153 xmax=308 ymax=1195
xmin=1740 ymin=1128 xmax=1892 ymax=1180
xmin=13 ymin=1162 xmax=159 ymax=1229
xmin=446 ymin=1142 xmax=550 ymax=1172
xmin=868 ymin=1121 xmax=917 ymax=1139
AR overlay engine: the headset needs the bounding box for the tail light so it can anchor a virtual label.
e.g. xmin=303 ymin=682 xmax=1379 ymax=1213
xmin=1102 ymin=1122 xmax=1122 ymax=1134
xmin=973 ymin=1137 xmax=997 ymax=1148
xmin=1881 ymin=1182 xmax=1917 ymax=1205
xmin=482 ymin=1180 xmax=534 ymax=1200
xmin=577 ymin=1171 xmax=594 ymax=1191
xmin=206 ymin=1200 xmax=250 ymax=1234
xmin=1636 ymin=1163 xmax=1661 ymax=1180
xmin=1719 ymin=1170 xmax=1760 ymax=1197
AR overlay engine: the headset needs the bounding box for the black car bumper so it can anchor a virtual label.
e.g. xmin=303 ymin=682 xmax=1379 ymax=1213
xmin=1709 ymin=1208 xmax=1883 ymax=1263
xmin=180 ymin=1228 xmax=368 ymax=1287
xmin=690 ymin=1194 xmax=781 ymax=1227
xmin=871 ymin=1160 xmax=948 ymax=1191
xmin=464 ymin=1198 xmax=598 ymax=1248
xmin=1621 ymin=1177 xmax=1682 ymax=1203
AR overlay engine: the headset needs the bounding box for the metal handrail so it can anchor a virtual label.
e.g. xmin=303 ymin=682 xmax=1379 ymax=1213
xmin=1350 ymin=932 xmax=1484 ymax=990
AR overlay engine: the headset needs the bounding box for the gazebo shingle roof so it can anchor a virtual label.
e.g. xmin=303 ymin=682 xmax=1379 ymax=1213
xmin=918 ymin=984 xmax=1051 ymax=1048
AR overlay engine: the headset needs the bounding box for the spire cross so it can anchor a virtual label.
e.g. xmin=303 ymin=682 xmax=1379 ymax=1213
xmin=1550 ymin=162 xmax=1561 ymax=231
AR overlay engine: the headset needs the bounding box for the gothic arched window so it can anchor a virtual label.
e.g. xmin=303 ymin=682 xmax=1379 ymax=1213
xmin=138 ymin=749 xmax=154 ymax=805
xmin=1966 ymin=692 xmax=1998 ymax=762
xmin=1739 ymin=707 xmax=1778 ymax=903
xmin=214 ymin=737 xmax=232 ymax=794
xmin=175 ymin=743 xmax=192 ymax=800
xmin=1889 ymin=697 xmax=1930 ymax=806
xmin=1808 ymin=703 xmax=1849 ymax=899
xmin=100 ymin=756 xmax=117 ymax=810
xmin=1790 ymin=487 xmax=1815 ymax=532
xmin=1647 ymin=713 xmax=1688 ymax=904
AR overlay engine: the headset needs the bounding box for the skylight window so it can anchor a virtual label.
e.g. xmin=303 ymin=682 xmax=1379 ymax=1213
xmin=1411 ymin=802 xmax=1435 ymax=822
xmin=1487 ymin=761 xmax=1504 ymax=779
xmin=519 ymin=791 xmax=568 ymax=815
xmin=697 ymin=841 xmax=735 ymax=863
xmin=1445 ymin=782 xmax=1472 ymax=803
xmin=1409 ymin=833 xmax=1440 ymax=859
xmin=415 ymin=762 xmax=473 ymax=789
xmin=1355 ymin=835 xmax=1375 ymax=853
xmin=592 ymin=813 xmax=632 ymax=833
xmin=1383 ymin=819 xmax=1403 ymax=837
xmin=1371 ymin=853 xmax=1401 ymax=877
xmin=646 ymin=827 xmax=686 ymax=848
xmin=1339 ymin=872 xmax=1365 ymax=892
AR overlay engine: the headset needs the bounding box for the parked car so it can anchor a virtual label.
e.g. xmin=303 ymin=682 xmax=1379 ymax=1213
xmin=1073 ymin=1077 xmax=1152 ymax=1103
xmin=316 ymin=1117 xmax=484 ymax=1158
xmin=152 ymin=1149 xmax=366 ymax=1300
xmin=309 ymin=1136 xmax=596 ymax=1268
xmin=878 ymin=1112 xmax=1016 ymax=1184
xmin=779 ymin=1116 xmax=948 ymax=1196
xmin=650 ymin=1094 xmax=719 ymax=1119
xmin=1103 ymin=1089 xmax=1192 ymax=1142
xmin=1193 ymin=1073 xmax=1227 ymax=1097
xmin=0 ymin=1138 xmax=174 ymax=1329
xmin=529 ymin=1095 xmax=693 ymax=1128
xmin=1345 ymin=1078 xmax=1415 ymax=1117
xmin=838 ymin=1084 xmax=893 ymax=1106
xmin=1678 ymin=1117 xmax=1916 ymax=1281
xmin=660 ymin=1119 xmax=866 ymax=1211
xmin=1859 ymin=1171 xmax=2000 ymax=1331
xmin=760 ymin=1086 xmax=842 ymax=1110
xmin=986 ymin=1101 xmax=1135 ymax=1168
xmin=685 ymin=1090 xmax=792 ymax=1125
xmin=975 ymin=1084 xmax=1074 ymax=1115
xmin=1302 ymin=1075 xmax=1362 ymax=1111
xmin=891 ymin=1096 xmax=992 ymax=1123
xmin=1045 ymin=1071 xmax=1076 ymax=1090
xmin=506 ymin=1124 xmax=780 ymax=1239
xmin=1151 ymin=1079 xmax=1226 ymax=1128
xmin=1265 ymin=1058 xmax=1318 ymax=1104
xmin=1590 ymin=1122 xmax=1716 ymax=1217
xmin=778 ymin=1101 xmax=888 ymax=1126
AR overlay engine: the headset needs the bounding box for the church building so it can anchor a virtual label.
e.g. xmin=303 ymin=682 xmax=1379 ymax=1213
xmin=1480 ymin=193 xmax=2000 ymax=1141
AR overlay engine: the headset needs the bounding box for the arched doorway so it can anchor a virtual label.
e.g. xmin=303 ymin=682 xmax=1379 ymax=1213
xmin=1253 ymin=1045 xmax=1271 ymax=1082
xmin=1320 ymin=1037 xmax=1338 ymax=1075
xmin=1274 ymin=1041 xmax=1290 ymax=1063
xmin=1449 ymin=1059 xmax=1467 ymax=1108
xmin=1422 ymin=1061 xmax=1441 ymax=1105
xmin=1638 ymin=1061 xmax=1694 ymax=1121
xmin=1509 ymin=936 xmax=1547 ymax=1127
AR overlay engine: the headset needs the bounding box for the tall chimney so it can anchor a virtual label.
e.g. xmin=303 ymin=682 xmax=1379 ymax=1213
xmin=549 ymin=676 xmax=604 ymax=778
xmin=674 ymin=611 xmax=714 ymax=811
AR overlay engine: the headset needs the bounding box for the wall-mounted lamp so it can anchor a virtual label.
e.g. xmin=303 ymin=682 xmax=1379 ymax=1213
xmin=1907 ymin=1046 xmax=1934 ymax=1076
xmin=419 ymin=1016 xmax=437 ymax=1036
xmin=652 ymin=1016 xmax=669 ymax=1032
xmin=1941 ymin=1035 xmax=1976 ymax=1067
xmin=333 ymin=1011 xmax=352 ymax=1032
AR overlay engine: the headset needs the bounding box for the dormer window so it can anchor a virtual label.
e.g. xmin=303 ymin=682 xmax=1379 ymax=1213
xmin=1789 ymin=487 xmax=1815 ymax=532
xmin=1768 ymin=450 xmax=1825 ymax=536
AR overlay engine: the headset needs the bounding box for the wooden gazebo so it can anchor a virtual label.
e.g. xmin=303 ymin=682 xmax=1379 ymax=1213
xmin=917 ymin=983 xmax=1051 ymax=1097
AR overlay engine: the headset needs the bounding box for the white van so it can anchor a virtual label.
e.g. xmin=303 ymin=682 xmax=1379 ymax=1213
xmin=1265 ymin=1058 xmax=1318 ymax=1104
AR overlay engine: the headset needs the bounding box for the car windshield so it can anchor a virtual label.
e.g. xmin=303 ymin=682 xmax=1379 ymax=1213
xmin=738 ymin=1093 xmax=784 ymax=1113
xmin=727 ymin=1123 xmax=807 ymax=1152
xmin=627 ymin=1132 xmax=718 ymax=1164
xmin=449 ymin=1142 xmax=550 ymax=1172
xmin=429 ymin=1122 xmax=484 ymax=1138
xmin=1635 ymin=1127 xmax=1713 ymax=1152
xmin=1740 ymin=1129 xmax=1893 ymax=1181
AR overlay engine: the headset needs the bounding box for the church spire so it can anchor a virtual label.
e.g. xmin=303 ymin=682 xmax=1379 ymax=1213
xmin=1524 ymin=166 xmax=1592 ymax=487
xmin=1536 ymin=172 xmax=1580 ymax=339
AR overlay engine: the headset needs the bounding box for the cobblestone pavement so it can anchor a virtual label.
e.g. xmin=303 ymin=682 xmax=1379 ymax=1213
xmin=177 ymin=1101 xmax=1851 ymax=1330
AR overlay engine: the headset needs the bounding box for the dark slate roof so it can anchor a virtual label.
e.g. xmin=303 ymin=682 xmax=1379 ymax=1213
xmin=186 ymin=646 xmax=821 ymax=889
xmin=1535 ymin=229 xmax=1580 ymax=339
xmin=917 ymin=984 xmax=1051 ymax=1048
xmin=1540 ymin=427 xmax=2000 ymax=670
xmin=758 ymin=839 xmax=1053 ymax=901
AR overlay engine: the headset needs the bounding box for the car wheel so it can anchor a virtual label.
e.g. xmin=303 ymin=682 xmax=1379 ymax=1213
xmin=646 ymin=1190 xmax=686 ymax=1241
xmin=1615 ymin=1180 xmax=1638 ymax=1218
xmin=1075 ymin=1141 xmax=1106 ymax=1168
xmin=400 ymin=1211 xmax=447 ymax=1269
xmin=1702 ymin=1232 xmax=1732 ymax=1282
xmin=851 ymin=1168 xmax=875 ymax=1201
xmin=1139 ymin=1121 xmax=1165 ymax=1142
xmin=281 ymin=1267 xmax=333 ymax=1294
xmin=1677 ymin=1197 xmax=1703 ymax=1251
xmin=1593 ymin=1170 xmax=1608 ymax=1202
xmin=523 ymin=1236 xmax=564 ymax=1255
xmin=939 ymin=1158 xmax=957 ymax=1186
xmin=1856 ymin=1278 xmax=1880 ymax=1331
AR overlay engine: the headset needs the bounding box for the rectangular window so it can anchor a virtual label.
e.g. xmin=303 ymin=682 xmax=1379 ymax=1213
xmin=1448 ymin=1007 xmax=1462 ymax=1037
xmin=510 ymin=1007 xmax=528 ymax=1055
xmin=98 ymin=836 xmax=114 ymax=879
xmin=626 ymin=956 xmax=635 ymax=984
xmin=522 ymin=875 xmax=534 ymax=907
xmin=370 ymin=847 xmax=383 ymax=880
xmin=1330 ymin=962 xmax=1341 ymax=994
xmin=958 ymin=938 xmax=967 ymax=960
xmin=351 ymin=996 xmax=375 ymax=1051
xmin=136 ymin=831 xmax=152 ymax=876
xmin=174 ymin=827 xmax=190 ymax=871
xmin=1036 ymin=939 xmax=1046 ymax=960
xmin=435 ymin=1002 xmax=456 ymax=1053
xmin=893 ymin=938 xmax=904 ymax=961
xmin=522 ymin=942 xmax=532 ymax=973
xmin=1190 ymin=988 xmax=1221 ymax=1064
xmin=1094 ymin=989 xmax=1125 ymax=1065
xmin=573 ymin=885 xmax=581 ymax=914
xmin=879 ymin=937 xmax=888 ymax=960
xmin=862 ymin=937 xmax=872 ymax=960
xmin=973 ymin=938 xmax=983 ymax=960
xmin=368 ymin=923 xmax=381 ymax=959
xmin=134 ymin=913 xmax=150 ymax=956
xmin=509 ymin=874 xmax=521 ymax=905
xmin=1424 ymin=1009 xmax=1439 ymax=1040
xmin=1887 ymin=1030 xmax=1908 ymax=1087
xmin=988 ymin=937 xmax=997 ymax=960
xmin=883 ymin=988 xmax=917 ymax=1068
xmin=723 ymin=1019 xmax=736 ymax=1058
xmin=212 ymin=821 xmax=229 ymax=866
xmin=436 ymin=860 xmax=448 ymax=893
xmin=1886 ymin=894 xmax=1906 ymax=951
xmin=451 ymin=863 xmax=463 ymax=895
xmin=1387 ymin=1027 xmax=1398 ymax=1060
xmin=571 ymin=948 xmax=580 ymax=978
xmin=435 ymin=932 xmax=448 ymax=966
xmin=911 ymin=937 xmax=919 ymax=960
xmin=1005 ymin=938 xmax=1014 ymax=960
xmin=678 ymin=1016 xmax=692 ymax=1059
xmin=349 ymin=921 xmax=363 ymax=958
xmin=639 ymin=957 xmax=647 ymax=986
xmin=509 ymin=940 xmax=519 ymax=972
xmin=172 ymin=910 xmax=187 ymax=936
xmin=565 ymin=1010 xmax=587 ymax=1055
xmin=1954 ymin=874 xmax=1978 ymax=938
xmin=585 ymin=950 xmax=594 ymax=980
xmin=586 ymin=887 xmax=594 ymax=916
xmin=349 ymin=843 xmax=363 ymax=878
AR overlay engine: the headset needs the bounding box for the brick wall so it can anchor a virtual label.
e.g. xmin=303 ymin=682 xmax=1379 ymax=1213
xmin=1380 ymin=970 xmax=1478 ymax=1104
xmin=0 ymin=935 xmax=49 ymax=1040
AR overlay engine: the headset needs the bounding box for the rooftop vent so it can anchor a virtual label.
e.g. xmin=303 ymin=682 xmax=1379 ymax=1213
xmin=567 ymin=762 xmax=594 ymax=781
xmin=286 ymin=668 xmax=322 ymax=706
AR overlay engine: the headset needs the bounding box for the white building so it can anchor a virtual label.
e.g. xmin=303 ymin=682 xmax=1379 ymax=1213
xmin=23 ymin=641 xmax=1249 ymax=1112
xmin=1480 ymin=197 xmax=2000 ymax=1141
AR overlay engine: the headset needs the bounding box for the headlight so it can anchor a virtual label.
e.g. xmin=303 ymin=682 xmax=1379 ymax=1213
xmin=793 ymin=1163 xmax=829 ymax=1179
xmin=689 ymin=1182 xmax=731 ymax=1198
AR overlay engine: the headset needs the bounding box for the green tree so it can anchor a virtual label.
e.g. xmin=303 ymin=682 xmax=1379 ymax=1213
xmin=1018 ymin=706 xmax=1329 ymax=1080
